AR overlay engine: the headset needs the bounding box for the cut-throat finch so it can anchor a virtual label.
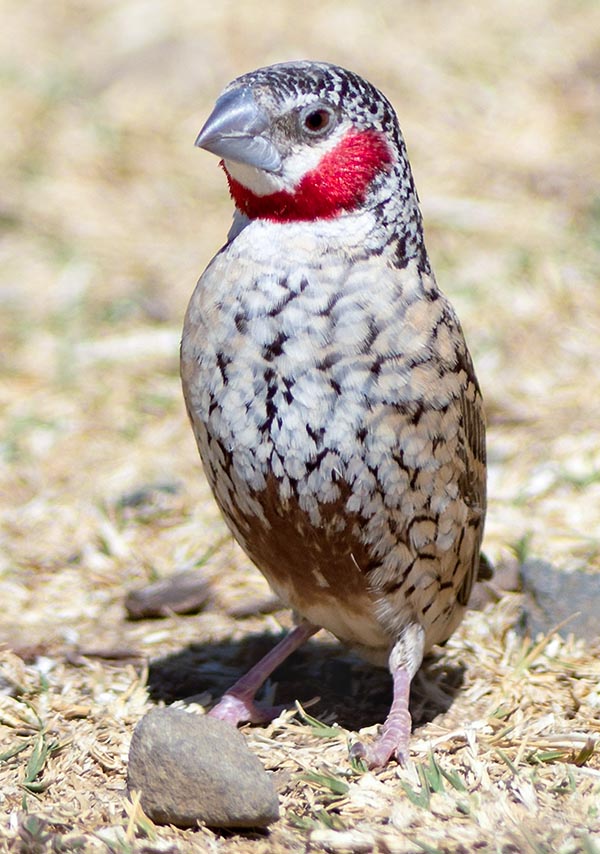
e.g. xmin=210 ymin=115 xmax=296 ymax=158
xmin=180 ymin=61 xmax=487 ymax=767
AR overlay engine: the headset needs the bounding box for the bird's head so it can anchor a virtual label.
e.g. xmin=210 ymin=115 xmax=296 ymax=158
xmin=195 ymin=61 xmax=417 ymax=226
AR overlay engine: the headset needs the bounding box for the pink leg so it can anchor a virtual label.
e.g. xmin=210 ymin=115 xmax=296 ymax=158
xmin=350 ymin=665 xmax=412 ymax=768
xmin=209 ymin=620 xmax=319 ymax=725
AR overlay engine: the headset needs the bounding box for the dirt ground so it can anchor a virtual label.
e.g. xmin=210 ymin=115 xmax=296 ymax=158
xmin=1 ymin=0 xmax=599 ymax=851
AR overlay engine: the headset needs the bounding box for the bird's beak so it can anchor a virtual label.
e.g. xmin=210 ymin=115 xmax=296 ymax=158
xmin=195 ymin=86 xmax=282 ymax=173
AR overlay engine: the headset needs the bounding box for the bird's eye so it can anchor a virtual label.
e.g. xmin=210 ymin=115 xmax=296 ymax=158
xmin=301 ymin=106 xmax=335 ymax=136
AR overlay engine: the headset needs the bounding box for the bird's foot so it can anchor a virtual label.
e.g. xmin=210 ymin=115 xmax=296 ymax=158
xmin=349 ymin=722 xmax=410 ymax=769
xmin=206 ymin=621 xmax=318 ymax=727
xmin=208 ymin=692 xmax=284 ymax=726
xmin=350 ymin=655 xmax=414 ymax=769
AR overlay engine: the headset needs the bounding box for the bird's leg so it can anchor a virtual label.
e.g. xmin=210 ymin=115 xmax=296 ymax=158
xmin=208 ymin=620 xmax=319 ymax=725
xmin=350 ymin=624 xmax=425 ymax=768
xmin=350 ymin=665 xmax=412 ymax=768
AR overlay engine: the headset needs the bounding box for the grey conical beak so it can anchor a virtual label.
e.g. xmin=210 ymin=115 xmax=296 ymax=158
xmin=195 ymin=86 xmax=282 ymax=173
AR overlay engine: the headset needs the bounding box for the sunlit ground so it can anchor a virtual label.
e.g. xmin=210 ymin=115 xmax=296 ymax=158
xmin=1 ymin=1 xmax=599 ymax=851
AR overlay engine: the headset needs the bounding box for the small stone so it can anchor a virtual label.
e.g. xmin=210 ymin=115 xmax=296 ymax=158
xmin=125 ymin=569 xmax=210 ymax=619
xmin=468 ymin=558 xmax=521 ymax=611
xmin=127 ymin=707 xmax=279 ymax=828
xmin=518 ymin=559 xmax=599 ymax=641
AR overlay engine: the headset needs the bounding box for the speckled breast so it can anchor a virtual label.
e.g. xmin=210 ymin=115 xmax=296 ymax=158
xmin=181 ymin=224 xmax=485 ymax=656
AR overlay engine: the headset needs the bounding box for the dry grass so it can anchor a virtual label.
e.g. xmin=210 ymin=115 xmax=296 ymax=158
xmin=1 ymin=0 xmax=600 ymax=851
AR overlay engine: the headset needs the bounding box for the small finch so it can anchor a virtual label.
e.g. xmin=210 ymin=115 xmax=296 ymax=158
xmin=180 ymin=61 xmax=486 ymax=767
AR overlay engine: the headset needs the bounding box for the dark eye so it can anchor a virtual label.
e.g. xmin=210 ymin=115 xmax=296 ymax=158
xmin=301 ymin=105 xmax=335 ymax=136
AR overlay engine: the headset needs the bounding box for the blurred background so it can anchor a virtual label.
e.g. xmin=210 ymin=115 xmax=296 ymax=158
xmin=1 ymin=0 xmax=599 ymax=647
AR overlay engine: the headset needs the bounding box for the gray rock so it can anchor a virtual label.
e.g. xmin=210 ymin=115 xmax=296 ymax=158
xmin=519 ymin=559 xmax=599 ymax=641
xmin=127 ymin=707 xmax=279 ymax=828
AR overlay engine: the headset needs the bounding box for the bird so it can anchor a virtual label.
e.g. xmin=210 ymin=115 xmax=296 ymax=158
xmin=180 ymin=61 xmax=487 ymax=768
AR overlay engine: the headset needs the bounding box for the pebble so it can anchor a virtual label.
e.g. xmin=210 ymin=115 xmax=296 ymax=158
xmin=125 ymin=569 xmax=210 ymax=619
xmin=518 ymin=559 xmax=599 ymax=641
xmin=127 ymin=707 xmax=279 ymax=828
xmin=467 ymin=558 xmax=598 ymax=642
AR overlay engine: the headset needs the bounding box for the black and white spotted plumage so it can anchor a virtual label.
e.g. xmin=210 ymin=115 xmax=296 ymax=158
xmin=181 ymin=61 xmax=486 ymax=767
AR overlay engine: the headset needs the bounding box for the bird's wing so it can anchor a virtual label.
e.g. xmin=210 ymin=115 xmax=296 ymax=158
xmin=456 ymin=372 xmax=487 ymax=606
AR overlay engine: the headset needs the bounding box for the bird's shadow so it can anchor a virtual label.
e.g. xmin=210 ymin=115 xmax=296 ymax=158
xmin=147 ymin=632 xmax=465 ymax=733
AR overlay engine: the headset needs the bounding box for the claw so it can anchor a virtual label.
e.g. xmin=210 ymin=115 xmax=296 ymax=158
xmin=349 ymin=665 xmax=413 ymax=769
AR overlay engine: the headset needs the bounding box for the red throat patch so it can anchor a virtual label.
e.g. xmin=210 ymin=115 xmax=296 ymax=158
xmin=223 ymin=129 xmax=392 ymax=222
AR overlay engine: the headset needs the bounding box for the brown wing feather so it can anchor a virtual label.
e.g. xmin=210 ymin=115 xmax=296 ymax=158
xmin=456 ymin=381 xmax=487 ymax=606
